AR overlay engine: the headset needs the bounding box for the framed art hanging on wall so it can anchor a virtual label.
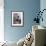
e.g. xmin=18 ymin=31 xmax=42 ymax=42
xmin=12 ymin=11 xmax=24 ymax=27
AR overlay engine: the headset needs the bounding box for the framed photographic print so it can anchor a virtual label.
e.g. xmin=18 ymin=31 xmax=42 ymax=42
xmin=12 ymin=11 xmax=24 ymax=26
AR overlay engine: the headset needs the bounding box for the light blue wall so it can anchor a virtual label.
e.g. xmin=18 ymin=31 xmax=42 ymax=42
xmin=4 ymin=0 xmax=40 ymax=42
xmin=40 ymin=0 xmax=46 ymax=27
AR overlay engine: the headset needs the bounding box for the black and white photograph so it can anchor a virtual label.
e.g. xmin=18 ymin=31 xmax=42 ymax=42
xmin=12 ymin=11 xmax=23 ymax=26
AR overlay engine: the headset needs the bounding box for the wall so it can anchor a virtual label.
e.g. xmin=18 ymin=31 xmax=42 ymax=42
xmin=4 ymin=0 xmax=40 ymax=42
xmin=40 ymin=0 xmax=46 ymax=27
